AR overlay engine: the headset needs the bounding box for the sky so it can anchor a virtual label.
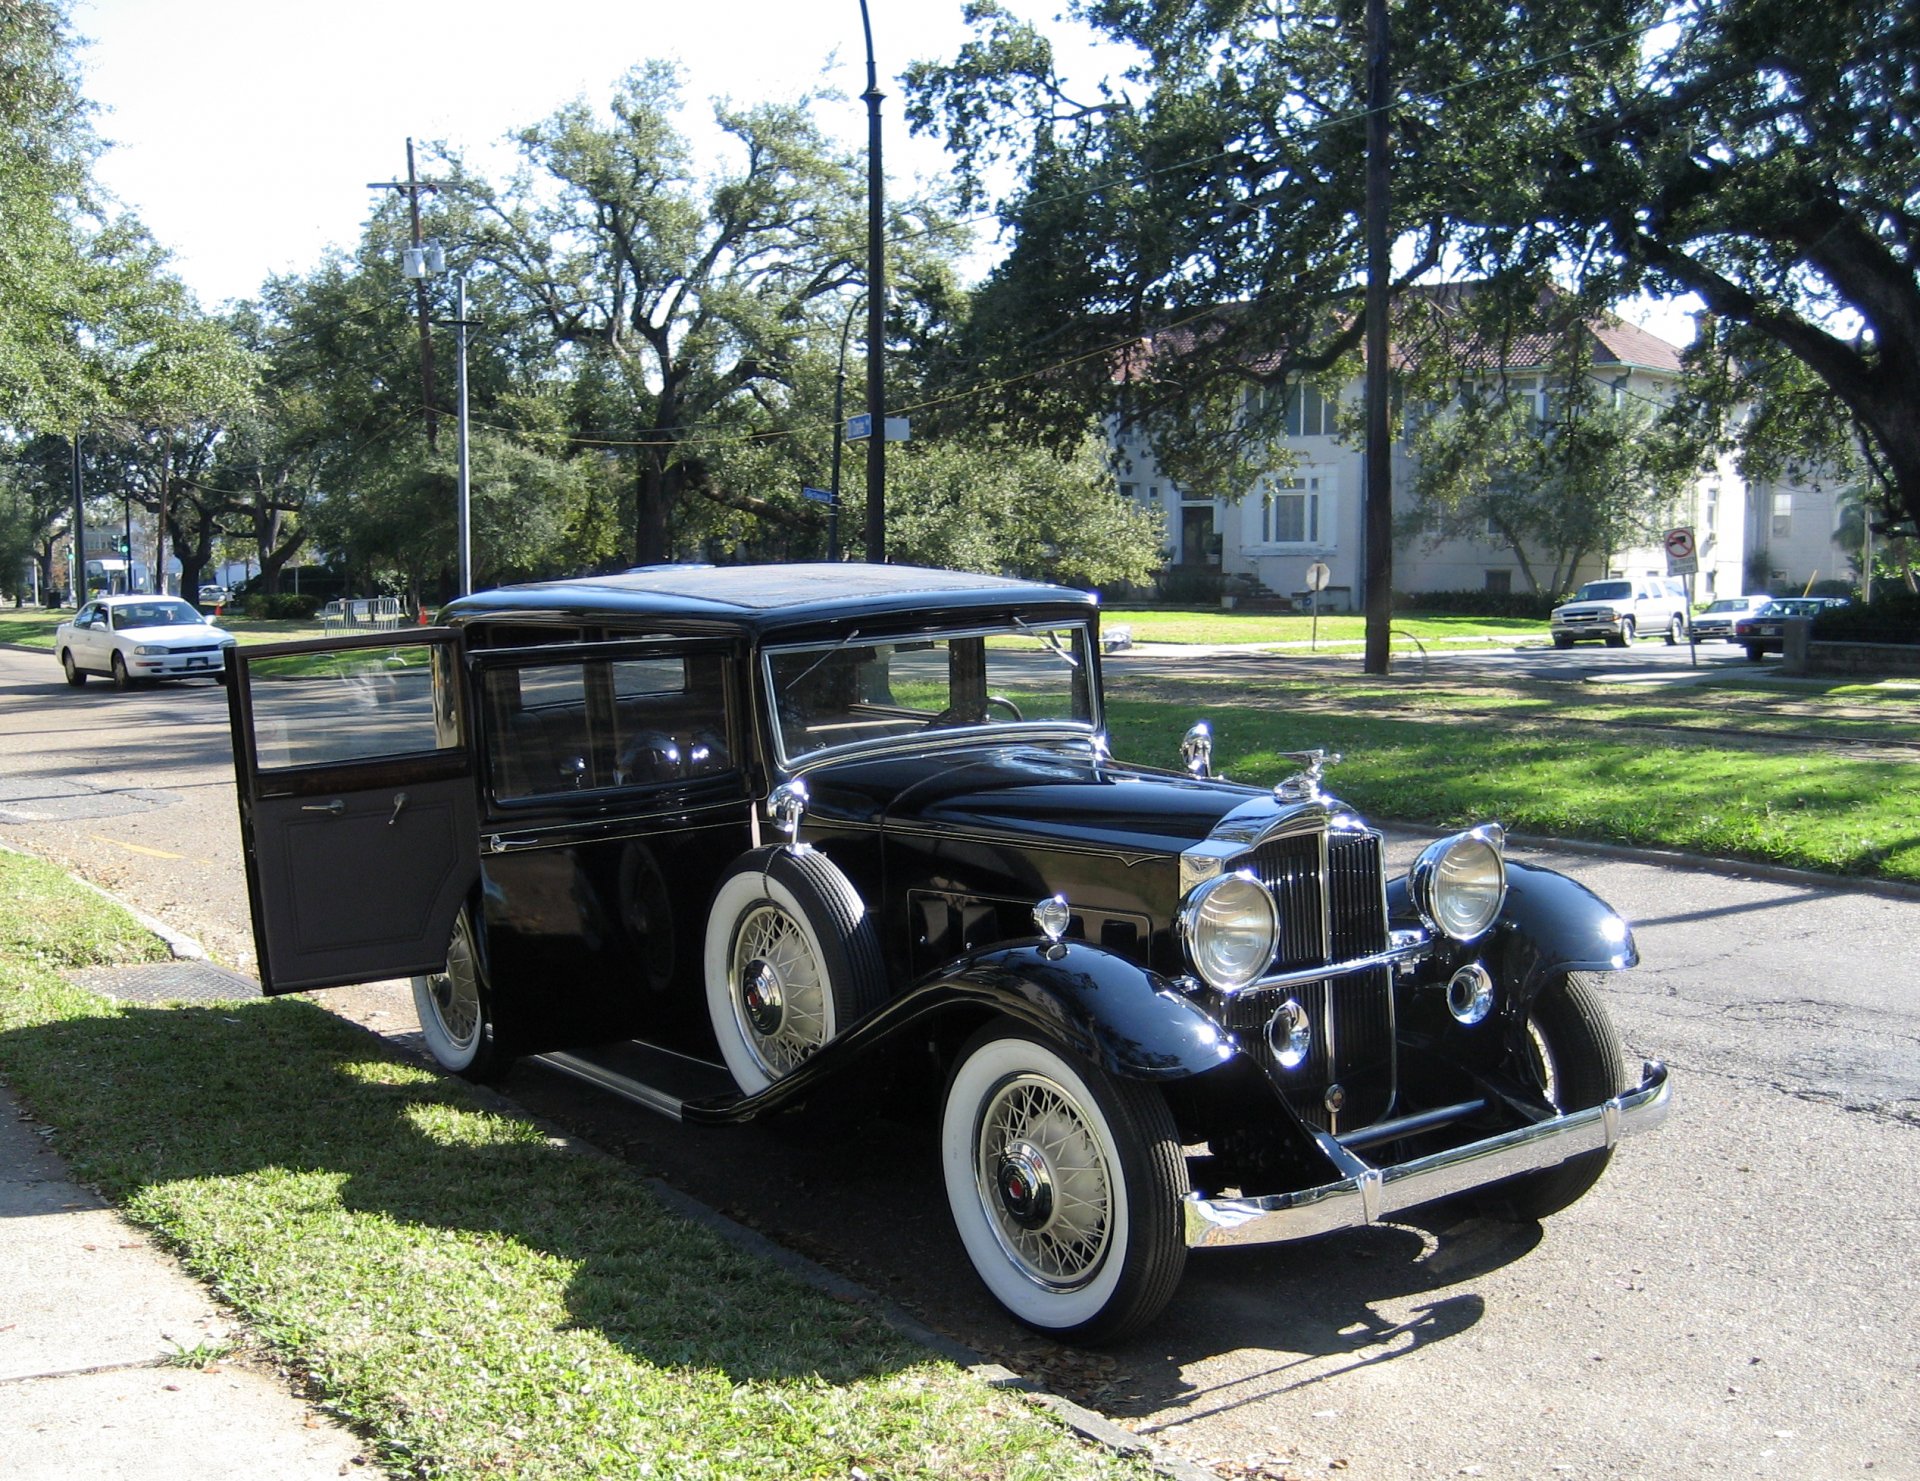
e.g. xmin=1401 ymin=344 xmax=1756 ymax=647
xmin=70 ymin=0 xmax=1694 ymax=344
xmin=71 ymin=0 xmax=1111 ymax=308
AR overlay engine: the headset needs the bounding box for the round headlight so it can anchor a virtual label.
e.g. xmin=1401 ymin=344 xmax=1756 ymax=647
xmin=1410 ymin=825 xmax=1508 ymax=942
xmin=1413 ymin=822 xmax=1497 ymax=937
xmin=1178 ymin=871 xmax=1277 ymax=992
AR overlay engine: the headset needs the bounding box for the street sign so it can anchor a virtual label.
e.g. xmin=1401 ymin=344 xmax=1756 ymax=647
xmin=1306 ymin=561 xmax=1332 ymax=591
xmin=843 ymin=415 xmax=911 ymax=443
xmin=1664 ymin=526 xmax=1698 ymax=575
xmin=801 ymin=486 xmax=837 ymax=506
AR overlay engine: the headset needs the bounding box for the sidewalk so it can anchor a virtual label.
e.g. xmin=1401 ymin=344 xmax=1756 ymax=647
xmin=0 ymin=1080 xmax=367 ymax=1480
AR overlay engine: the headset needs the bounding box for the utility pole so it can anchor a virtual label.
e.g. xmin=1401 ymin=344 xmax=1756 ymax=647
xmin=1361 ymin=0 xmax=1393 ymax=676
xmin=859 ymin=0 xmax=887 ymax=564
xmin=369 ymin=140 xmax=441 ymax=450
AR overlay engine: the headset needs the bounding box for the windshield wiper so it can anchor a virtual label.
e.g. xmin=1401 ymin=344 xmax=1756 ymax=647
xmin=776 ymin=628 xmax=863 ymax=697
xmin=1013 ymin=618 xmax=1080 ymax=669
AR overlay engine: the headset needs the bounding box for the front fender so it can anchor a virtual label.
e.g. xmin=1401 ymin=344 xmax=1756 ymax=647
xmin=682 ymin=940 xmax=1234 ymax=1124
xmin=915 ymin=941 xmax=1238 ymax=1081
xmin=1491 ymin=859 xmax=1638 ymax=1002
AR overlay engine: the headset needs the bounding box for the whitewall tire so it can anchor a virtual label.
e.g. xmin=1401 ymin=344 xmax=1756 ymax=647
xmin=941 ymin=1024 xmax=1187 ymax=1343
xmin=411 ymin=906 xmax=510 ymax=1080
xmin=703 ymin=848 xmax=887 ymax=1095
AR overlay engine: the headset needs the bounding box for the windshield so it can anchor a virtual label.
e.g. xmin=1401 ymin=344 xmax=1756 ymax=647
xmin=1702 ymin=599 xmax=1751 ymax=613
xmin=110 ymin=600 xmax=202 ymax=629
xmin=1573 ymin=581 xmax=1633 ymax=602
xmin=765 ymin=623 xmax=1095 ymax=764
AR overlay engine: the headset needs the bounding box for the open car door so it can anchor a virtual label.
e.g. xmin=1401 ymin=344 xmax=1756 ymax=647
xmin=227 ymin=630 xmax=479 ymax=995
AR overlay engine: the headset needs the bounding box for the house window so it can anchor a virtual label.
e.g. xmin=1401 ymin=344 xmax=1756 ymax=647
xmin=1119 ymin=482 xmax=1137 ymax=502
xmin=1285 ymin=383 xmax=1339 ymax=438
xmin=1484 ymin=570 xmax=1512 ymax=594
xmin=1258 ymin=474 xmax=1329 ymax=546
xmin=1771 ymin=491 xmax=1792 ymax=538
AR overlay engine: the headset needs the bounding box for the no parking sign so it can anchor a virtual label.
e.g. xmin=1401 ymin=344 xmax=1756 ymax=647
xmin=1664 ymin=526 xmax=1697 ymax=575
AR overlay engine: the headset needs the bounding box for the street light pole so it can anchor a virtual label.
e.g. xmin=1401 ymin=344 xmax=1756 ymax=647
xmin=828 ymin=296 xmax=863 ymax=563
xmin=859 ymin=0 xmax=886 ymax=564
xmin=455 ymin=274 xmax=473 ymax=596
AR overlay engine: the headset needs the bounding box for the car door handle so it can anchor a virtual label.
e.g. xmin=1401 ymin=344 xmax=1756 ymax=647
xmin=387 ymin=792 xmax=409 ymax=826
xmin=301 ymin=800 xmax=346 ymax=816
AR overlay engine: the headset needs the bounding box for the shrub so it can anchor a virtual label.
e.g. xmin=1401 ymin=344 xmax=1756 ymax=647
xmin=1813 ymin=588 xmax=1920 ymax=646
xmin=1393 ymin=588 xmax=1561 ymax=620
xmin=239 ymin=592 xmax=322 ymax=621
xmin=1159 ymin=566 xmax=1225 ymax=604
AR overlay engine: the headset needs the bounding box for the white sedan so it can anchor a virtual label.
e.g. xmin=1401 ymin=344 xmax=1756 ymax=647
xmin=56 ymin=596 xmax=237 ymax=689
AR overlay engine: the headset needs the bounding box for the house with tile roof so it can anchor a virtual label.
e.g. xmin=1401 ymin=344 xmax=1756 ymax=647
xmin=1109 ymin=293 xmax=1842 ymax=607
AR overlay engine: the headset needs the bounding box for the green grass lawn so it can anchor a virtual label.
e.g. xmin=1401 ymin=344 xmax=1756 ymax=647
xmin=0 ymin=850 xmax=1147 ymax=1481
xmin=1101 ymin=607 xmax=1545 ymax=646
xmin=1104 ymin=689 xmax=1920 ymax=883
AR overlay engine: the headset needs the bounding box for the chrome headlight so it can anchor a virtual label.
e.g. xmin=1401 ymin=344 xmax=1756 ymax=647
xmin=132 ymin=644 xmax=166 ymax=656
xmin=1409 ymin=824 xmax=1508 ymax=942
xmin=1178 ymin=870 xmax=1277 ymax=992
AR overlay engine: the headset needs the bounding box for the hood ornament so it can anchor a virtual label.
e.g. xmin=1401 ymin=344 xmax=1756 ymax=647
xmin=1274 ymin=748 xmax=1341 ymax=802
xmin=1180 ymin=722 xmax=1214 ymax=779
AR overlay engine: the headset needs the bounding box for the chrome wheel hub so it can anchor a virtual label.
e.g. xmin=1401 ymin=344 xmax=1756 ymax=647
xmin=740 ymin=959 xmax=786 ymax=1036
xmin=994 ymin=1141 xmax=1055 ymax=1230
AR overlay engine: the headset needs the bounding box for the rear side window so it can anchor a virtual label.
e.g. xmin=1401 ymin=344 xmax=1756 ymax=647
xmin=481 ymin=650 xmax=734 ymax=802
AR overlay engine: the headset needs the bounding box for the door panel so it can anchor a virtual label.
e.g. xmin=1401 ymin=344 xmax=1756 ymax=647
xmin=228 ymin=631 xmax=479 ymax=994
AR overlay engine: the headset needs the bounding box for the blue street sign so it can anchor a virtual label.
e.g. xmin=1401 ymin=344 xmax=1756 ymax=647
xmin=844 ymin=413 xmax=872 ymax=441
xmin=802 ymin=486 xmax=837 ymax=505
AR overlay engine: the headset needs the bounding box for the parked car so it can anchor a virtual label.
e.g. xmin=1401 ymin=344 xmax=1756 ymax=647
xmin=198 ymin=585 xmax=232 ymax=606
xmin=56 ymin=595 xmax=237 ymax=689
xmin=1549 ymin=577 xmax=1691 ymax=648
xmin=224 ymin=564 xmax=1669 ymax=1341
xmin=1687 ymin=594 xmax=1774 ymax=643
xmin=1734 ymin=597 xmax=1851 ymax=660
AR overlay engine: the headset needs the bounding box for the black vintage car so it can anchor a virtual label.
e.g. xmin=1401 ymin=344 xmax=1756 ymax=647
xmin=226 ymin=564 xmax=1669 ymax=1342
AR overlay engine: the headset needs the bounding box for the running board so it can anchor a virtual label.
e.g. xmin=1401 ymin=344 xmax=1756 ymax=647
xmin=539 ymin=1041 xmax=737 ymax=1122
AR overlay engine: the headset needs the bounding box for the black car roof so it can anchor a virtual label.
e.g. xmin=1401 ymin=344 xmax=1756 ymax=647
xmin=439 ymin=563 xmax=1099 ymax=636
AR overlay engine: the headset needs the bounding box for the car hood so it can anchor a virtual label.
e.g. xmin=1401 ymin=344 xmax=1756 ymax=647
xmin=800 ymin=743 xmax=1276 ymax=856
xmin=1553 ymin=601 xmax=1625 ymax=617
xmin=116 ymin=622 xmax=225 ymax=642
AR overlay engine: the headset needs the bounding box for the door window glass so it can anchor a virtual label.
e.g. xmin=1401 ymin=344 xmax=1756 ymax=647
xmin=610 ymin=654 xmax=732 ymax=785
xmin=246 ymin=643 xmax=458 ymax=771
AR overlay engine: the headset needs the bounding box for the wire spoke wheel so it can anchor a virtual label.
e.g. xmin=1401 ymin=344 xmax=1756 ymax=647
xmin=975 ymin=1073 xmax=1113 ymax=1289
xmin=941 ymin=1025 xmax=1186 ymax=1342
xmin=411 ymin=907 xmax=510 ymax=1080
xmin=731 ymin=902 xmax=830 ymax=1076
xmin=703 ymin=848 xmax=887 ymax=1096
xmin=426 ymin=914 xmax=483 ymax=1052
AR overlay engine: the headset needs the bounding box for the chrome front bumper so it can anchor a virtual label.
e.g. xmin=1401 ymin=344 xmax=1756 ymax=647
xmin=1184 ymin=1060 xmax=1671 ymax=1248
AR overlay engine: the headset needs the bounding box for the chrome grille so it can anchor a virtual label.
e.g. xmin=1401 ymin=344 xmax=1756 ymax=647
xmin=1233 ymin=821 xmax=1392 ymax=1132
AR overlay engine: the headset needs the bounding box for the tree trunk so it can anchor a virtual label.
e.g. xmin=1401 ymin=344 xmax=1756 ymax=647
xmin=635 ymin=453 xmax=671 ymax=565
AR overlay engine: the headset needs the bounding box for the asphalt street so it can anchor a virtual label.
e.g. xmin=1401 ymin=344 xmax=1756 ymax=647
xmin=1 ymin=638 xmax=1916 ymax=1480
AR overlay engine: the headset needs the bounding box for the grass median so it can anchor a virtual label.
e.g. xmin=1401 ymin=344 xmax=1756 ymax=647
xmin=0 ymin=850 xmax=1149 ymax=1481
xmin=1104 ymin=684 xmax=1920 ymax=884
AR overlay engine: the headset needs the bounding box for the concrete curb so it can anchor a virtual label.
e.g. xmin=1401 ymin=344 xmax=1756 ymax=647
xmin=0 ymin=842 xmax=212 ymax=960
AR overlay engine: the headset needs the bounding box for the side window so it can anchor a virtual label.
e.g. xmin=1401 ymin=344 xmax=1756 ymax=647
xmin=610 ymin=653 xmax=733 ymax=785
xmin=479 ymin=648 xmax=736 ymax=803
xmin=483 ymin=664 xmax=596 ymax=800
